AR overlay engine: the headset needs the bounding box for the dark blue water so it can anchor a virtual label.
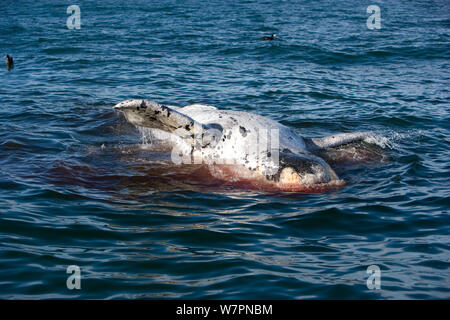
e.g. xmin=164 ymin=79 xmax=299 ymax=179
xmin=0 ymin=0 xmax=449 ymax=299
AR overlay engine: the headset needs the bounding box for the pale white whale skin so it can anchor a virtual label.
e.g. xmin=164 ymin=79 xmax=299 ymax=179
xmin=113 ymin=99 xmax=376 ymax=191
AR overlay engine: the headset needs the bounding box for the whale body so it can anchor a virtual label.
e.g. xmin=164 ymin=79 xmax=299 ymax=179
xmin=113 ymin=99 xmax=377 ymax=191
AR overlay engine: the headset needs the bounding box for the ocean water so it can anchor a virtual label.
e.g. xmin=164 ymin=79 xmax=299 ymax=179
xmin=0 ymin=0 xmax=449 ymax=299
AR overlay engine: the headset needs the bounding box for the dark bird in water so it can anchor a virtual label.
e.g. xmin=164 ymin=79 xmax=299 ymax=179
xmin=5 ymin=54 xmax=14 ymax=71
xmin=262 ymin=33 xmax=276 ymax=41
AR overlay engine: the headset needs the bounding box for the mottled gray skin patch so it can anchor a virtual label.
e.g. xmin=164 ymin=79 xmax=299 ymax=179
xmin=239 ymin=126 xmax=247 ymax=137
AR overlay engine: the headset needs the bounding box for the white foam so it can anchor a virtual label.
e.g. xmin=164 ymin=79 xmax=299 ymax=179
xmin=363 ymin=130 xmax=408 ymax=150
xmin=137 ymin=126 xmax=154 ymax=147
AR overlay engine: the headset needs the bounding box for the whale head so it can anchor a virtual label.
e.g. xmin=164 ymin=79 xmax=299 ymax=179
xmin=265 ymin=151 xmax=339 ymax=188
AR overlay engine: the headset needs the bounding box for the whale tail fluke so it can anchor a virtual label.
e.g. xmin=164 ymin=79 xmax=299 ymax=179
xmin=305 ymin=132 xmax=374 ymax=149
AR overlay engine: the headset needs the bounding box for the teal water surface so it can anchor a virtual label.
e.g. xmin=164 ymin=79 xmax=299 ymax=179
xmin=0 ymin=0 xmax=449 ymax=299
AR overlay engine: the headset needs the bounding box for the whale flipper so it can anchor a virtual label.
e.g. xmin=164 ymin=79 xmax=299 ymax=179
xmin=114 ymin=99 xmax=223 ymax=146
xmin=305 ymin=132 xmax=372 ymax=149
